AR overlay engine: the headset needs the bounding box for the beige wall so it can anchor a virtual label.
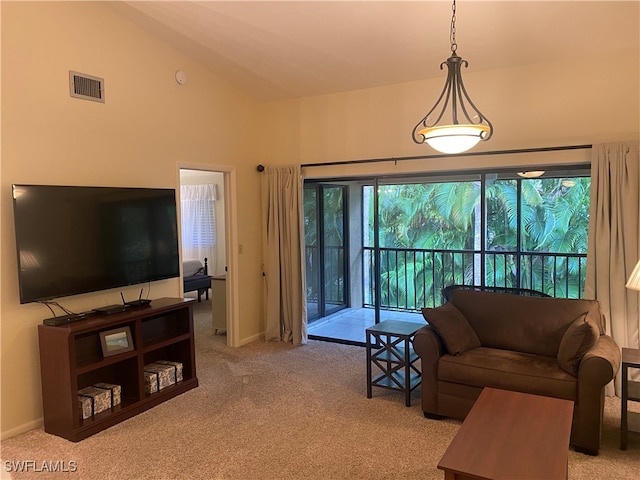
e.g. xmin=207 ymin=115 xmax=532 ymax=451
xmin=1 ymin=1 xmax=638 ymax=440
xmin=1 ymin=1 xmax=263 ymax=438
xmin=261 ymin=49 xmax=639 ymax=177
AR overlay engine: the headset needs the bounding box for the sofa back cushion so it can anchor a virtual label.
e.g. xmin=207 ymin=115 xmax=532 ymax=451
xmin=557 ymin=311 xmax=600 ymax=375
xmin=449 ymin=289 xmax=603 ymax=358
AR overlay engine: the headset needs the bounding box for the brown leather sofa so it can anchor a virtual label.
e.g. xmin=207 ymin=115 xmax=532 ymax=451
xmin=413 ymin=287 xmax=621 ymax=455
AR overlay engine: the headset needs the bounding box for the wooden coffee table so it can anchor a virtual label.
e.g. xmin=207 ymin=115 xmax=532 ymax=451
xmin=438 ymin=387 xmax=574 ymax=480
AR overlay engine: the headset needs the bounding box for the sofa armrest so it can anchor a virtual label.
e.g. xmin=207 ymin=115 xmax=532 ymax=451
xmin=412 ymin=325 xmax=446 ymax=414
xmin=572 ymin=334 xmax=621 ymax=454
xmin=413 ymin=325 xmax=445 ymax=361
xmin=578 ymin=334 xmax=621 ymax=387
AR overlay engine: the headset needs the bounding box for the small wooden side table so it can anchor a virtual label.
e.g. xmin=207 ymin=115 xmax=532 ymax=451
xmin=621 ymin=347 xmax=640 ymax=450
xmin=366 ymin=320 xmax=424 ymax=407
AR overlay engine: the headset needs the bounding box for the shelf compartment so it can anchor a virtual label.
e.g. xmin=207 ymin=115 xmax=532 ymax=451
xmin=75 ymin=321 xmax=136 ymax=368
xmin=142 ymin=332 xmax=192 ymax=354
xmin=141 ymin=311 xmax=190 ymax=347
xmin=76 ymin=357 xmax=140 ymax=406
xmin=143 ymin=339 xmax=195 ymax=380
xmin=78 ymin=397 xmax=135 ymax=427
xmin=142 ymin=376 xmax=188 ymax=400
xmin=75 ymin=350 xmax=138 ymax=375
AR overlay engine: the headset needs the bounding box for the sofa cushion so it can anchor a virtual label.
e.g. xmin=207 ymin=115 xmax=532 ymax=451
xmin=438 ymin=347 xmax=577 ymax=401
xmin=421 ymin=303 xmax=481 ymax=355
xmin=557 ymin=312 xmax=599 ymax=376
xmin=449 ymin=289 xmax=603 ymax=358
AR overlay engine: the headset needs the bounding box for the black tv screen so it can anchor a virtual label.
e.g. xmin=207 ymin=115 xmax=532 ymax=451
xmin=12 ymin=184 xmax=180 ymax=304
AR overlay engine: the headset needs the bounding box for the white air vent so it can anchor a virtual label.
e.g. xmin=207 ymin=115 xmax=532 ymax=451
xmin=69 ymin=71 xmax=104 ymax=103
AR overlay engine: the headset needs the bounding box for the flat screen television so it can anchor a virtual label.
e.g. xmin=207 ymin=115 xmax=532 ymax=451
xmin=12 ymin=184 xmax=180 ymax=304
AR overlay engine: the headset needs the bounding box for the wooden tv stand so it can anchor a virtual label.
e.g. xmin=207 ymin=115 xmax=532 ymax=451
xmin=37 ymin=297 xmax=198 ymax=442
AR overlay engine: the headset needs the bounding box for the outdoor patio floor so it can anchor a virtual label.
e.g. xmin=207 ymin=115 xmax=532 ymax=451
xmin=307 ymin=307 xmax=425 ymax=344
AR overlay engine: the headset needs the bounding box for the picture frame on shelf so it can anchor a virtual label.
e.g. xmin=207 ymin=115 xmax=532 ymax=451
xmin=99 ymin=326 xmax=134 ymax=358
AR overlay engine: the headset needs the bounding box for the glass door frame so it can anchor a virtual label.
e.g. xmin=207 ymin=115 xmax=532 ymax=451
xmin=304 ymin=183 xmax=349 ymax=322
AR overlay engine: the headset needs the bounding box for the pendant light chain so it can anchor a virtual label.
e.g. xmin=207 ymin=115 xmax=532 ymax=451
xmin=450 ymin=0 xmax=457 ymax=54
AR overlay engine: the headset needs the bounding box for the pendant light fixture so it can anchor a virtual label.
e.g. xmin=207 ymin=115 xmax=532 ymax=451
xmin=517 ymin=171 xmax=545 ymax=178
xmin=412 ymin=0 xmax=493 ymax=154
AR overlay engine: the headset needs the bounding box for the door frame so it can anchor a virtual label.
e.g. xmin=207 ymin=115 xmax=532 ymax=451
xmin=177 ymin=163 xmax=240 ymax=347
xmin=304 ymin=182 xmax=349 ymax=322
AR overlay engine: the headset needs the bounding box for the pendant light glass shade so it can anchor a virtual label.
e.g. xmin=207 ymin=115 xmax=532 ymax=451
xmin=517 ymin=171 xmax=546 ymax=178
xmin=418 ymin=124 xmax=491 ymax=155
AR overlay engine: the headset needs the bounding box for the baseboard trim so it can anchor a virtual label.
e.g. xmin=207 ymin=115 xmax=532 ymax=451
xmin=239 ymin=332 xmax=263 ymax=346
xmin=1 ymin=418 xmax=43 ymax=441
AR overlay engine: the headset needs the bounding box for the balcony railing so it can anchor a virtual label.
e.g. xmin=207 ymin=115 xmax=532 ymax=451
xmin=363 ymin=247 xmax=587 ymax=311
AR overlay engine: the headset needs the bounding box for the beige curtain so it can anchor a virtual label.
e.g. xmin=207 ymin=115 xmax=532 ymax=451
xmin=585 ymin=142 xmax=640 ymax=394
xmin=261 ymin=165 xmax=308 ymax=345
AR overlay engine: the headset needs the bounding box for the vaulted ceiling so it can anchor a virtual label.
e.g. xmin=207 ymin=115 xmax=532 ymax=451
xmin=111 ymin=1 xmax=640 ymax=102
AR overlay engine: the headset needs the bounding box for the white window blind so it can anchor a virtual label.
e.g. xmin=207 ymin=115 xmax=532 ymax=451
xmin=180 ymin=184 xmax=217 ymax=263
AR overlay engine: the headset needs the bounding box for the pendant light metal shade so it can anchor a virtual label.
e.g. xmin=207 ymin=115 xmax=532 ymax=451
xmin=412 ymin=1 xmax=493 ymax=154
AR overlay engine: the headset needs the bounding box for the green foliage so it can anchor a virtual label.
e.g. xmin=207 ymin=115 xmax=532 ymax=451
xmin=368 ymin=182 xmax=481 ymax=250
xmin=307 ymin=174 xmax=591 ymax=313
xmin=304 ymin=185 xmax=347 ymax=308
xmin=365 ymin=175 xmax=591 ymax=306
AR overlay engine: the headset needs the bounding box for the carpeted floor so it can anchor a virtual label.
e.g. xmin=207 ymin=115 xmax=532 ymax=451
xmin=1 ymin=299 xmax=639 ymax=479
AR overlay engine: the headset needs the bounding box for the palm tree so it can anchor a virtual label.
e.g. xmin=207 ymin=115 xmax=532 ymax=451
xmin=372 ymin=176 xmax=590 ymax=306
xmin=309 ymin=174 xmax=590 ymax=314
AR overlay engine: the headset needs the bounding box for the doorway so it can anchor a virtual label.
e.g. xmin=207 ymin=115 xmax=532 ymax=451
xmin=179 ymin=169 xmax=227 ymax=340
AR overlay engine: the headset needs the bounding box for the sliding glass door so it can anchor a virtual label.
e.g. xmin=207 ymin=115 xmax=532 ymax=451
xmin=305 ymin=166 xmax=591 ymax=345
xmin=365 ymin=176 xmax=482 ymax=312
xmin=485 ymin=174 xmax=590 ymax=296
xmin=304 ymin=184 xmax=348 ymax=322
